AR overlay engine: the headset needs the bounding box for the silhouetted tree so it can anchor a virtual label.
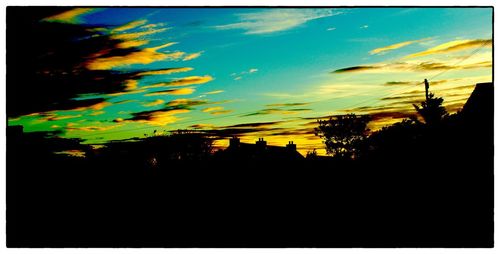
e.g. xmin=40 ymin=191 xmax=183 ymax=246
xmin=413 ymin=79 xmax=448 ymax=125
xmin=315 ymin=114 xmax=371 ymax=159
xmin=306 ymin=149 xmax=318 ymax=159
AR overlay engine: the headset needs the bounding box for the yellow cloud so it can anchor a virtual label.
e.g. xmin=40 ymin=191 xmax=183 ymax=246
xmin=404 ymin=39 xmax=492 ymax=59
xmin=116 ymin=40 xmax=149 ymax=49
xmin=85 ymin=42 xmax=183 ymax=70
xmin=110 ymin=28 xmax=168 ymax=41
xmin=89 ymin=111 xmax=105 ymax=116
xmin=67 ymin=125 xmax=117 ymax=132
xmin=370 ymin=38 xmax=429 ymax=55
xmin=145 ymin=87 xmax=196 ymax=96
xmin=202 ymin=106 xmax=224 ymax=112
xmin=204 ymin=90 xmax=224 ymax=95
xmin=42 ymin=8 xmax=97 ymax=24
xmin=210 ymin=110 xmax=233 ymax=115
xmin=143 ymin=75 xmax=213 ymax=89
xmin=112 ymin=19 xmax=148 ymax=33
xmin=131 ymin=109 xmax=190 ymax=126
xmin=74 ymin=101 xmax=111 ymax=111
xmin=183 ymin=52 xmax=203 ymax=61
xmin=137 ymin=67 xmax=193 ymax=76
xmin=124 ymin=80 xmax=138 ymax=91
xmin=143 ymin=99 xmax=165 ymax=107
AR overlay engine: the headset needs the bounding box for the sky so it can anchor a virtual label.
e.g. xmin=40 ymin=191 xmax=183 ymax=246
xmin=8 ymin=7 xmax=493 ymax=155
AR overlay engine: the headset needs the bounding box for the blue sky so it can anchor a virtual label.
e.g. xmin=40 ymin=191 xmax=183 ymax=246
xmin=9 ymin=7 xmax=493 ymax=154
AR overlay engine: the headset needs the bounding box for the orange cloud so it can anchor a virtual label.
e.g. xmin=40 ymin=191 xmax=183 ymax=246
xmin=85 ymin=42 xmax=183 ymax=70
xmin=42 ymin=8 xmax=97 ymax=24
xmin=112 ymin=19 xmax=148 ymax=33
xmin=404 ymin=39 xmax=492 ymax=59
xmin=145 ymin=87 xmax=196 ymax=96
xmin=143 ymin=75 xmax=213 ymax=89
xmin=137 ymin=67 xmax=193 ymax=76
xmin=202 ymin=106 xmax=224 ymax=113
xmin=116 ymin=40 xmax=149 ymax=49
xmin=143 ymin=99 xmax=165 ymax=107
xmin=110 ymin=28 xmax=168 ymax=41
xmin=370 ymin=38 xmax=430 ymax=55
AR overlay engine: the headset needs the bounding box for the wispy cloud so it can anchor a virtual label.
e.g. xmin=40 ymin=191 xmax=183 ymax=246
xmin=404 ymin=39 xmax=492 ymax=59
xmin=204 ymin=90 xmax=224 ymax=95
xmin=231 ymin=68 xmax=258 ymax=80
xmin=215 ymin=9 xmax=340 ymax=34
xmin=332 ymin=59 xmax=492 ymax=74
xmin=137 ymin=67 xmax=193 ymax=76
xmin=143 ymin=75 xmax=213 ymax=89
xmin=142 ymin=99 xmax=165 ymax=107
xmin=85 ymin=42 xmax=183 ymax=70
xmin=124 ymin=108 xmax=190 ymax=126
xmin=183 ymin=52 xmax=203 ymax=61
xmin=370 ymin=38 xmax=430 ymax=55
xmin=111 ymin=19 xmax=148 ymax=33
xmin=42 ymin=8 xmax=98 ymax=24
xmin=145 ymin=87 xmax=196 ymax=96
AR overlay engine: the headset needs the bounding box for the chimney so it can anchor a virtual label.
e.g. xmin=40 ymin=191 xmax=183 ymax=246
xmin=286 ymin=141 xmax=296 ymax=151
xmin=256 ymin=138 xmax=267 ymax=150
xmin=229 ymin=136 xmax=240 ymax=148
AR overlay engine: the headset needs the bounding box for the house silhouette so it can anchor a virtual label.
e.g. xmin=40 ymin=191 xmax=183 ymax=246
xmin=219 ymin=137 xmax=304 ymax=161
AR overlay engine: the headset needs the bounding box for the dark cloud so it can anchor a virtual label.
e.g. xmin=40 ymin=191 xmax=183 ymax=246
xmin=384 ymin=81 xmax=413 ymax=86
xmin=265 ymin=102 xmax=310 ymax=107
xmin=7 ymin=7 xmax=194 ymax=118
xmin=332 ymin=65 xmax=378 ymax=73
xmin=242 ymin=108 xmax=311 ymax=117
xmin=223 ymin=121 xmax=283 ymax=128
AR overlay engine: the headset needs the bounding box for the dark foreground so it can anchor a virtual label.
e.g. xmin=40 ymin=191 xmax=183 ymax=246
xmin=7 ymin=147 xmax=493 ymax=247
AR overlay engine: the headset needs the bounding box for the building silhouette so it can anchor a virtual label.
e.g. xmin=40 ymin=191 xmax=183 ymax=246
xmin=218 ymin=137 xmax=304 ymax=161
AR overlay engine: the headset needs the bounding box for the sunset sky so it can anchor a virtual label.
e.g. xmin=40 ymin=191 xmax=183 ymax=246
xmin=8 ymin=7 xmax=492 ymax=155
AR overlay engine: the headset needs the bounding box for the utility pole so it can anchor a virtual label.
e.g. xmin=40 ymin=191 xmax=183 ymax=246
xmin=424 ymin=79 xmax=429 ymax=101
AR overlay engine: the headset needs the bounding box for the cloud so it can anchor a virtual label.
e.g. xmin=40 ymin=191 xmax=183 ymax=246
xmin=202 ymin=106 xmax=233 ymax=115
xmin=67 ymin=125 xmax=118 ymax=132
xmin=137 ymin=67 xmax=194 ymax=76
xmin=142 ymin=99 xmax=165 ymax=107
xmin=85 ymin=42 xmax=184 ymax=70
xmin=215 ymin=9 xmax=339 ymax=34
xmin=204 ymin=90 xmax=224 ymax=95
xmin=224 ymin=121 xmax=284 ymax=128
xmin=183 ymin=52 xmax=203 ymax=61
xmin=332 ymin=66 xmax=378 ymax=73
xmin=145 ymin=87 xmax=196 ymax=96
xmin=266 ymin=102 xmax=310 ymax=107
xmin=109 ymin=28 xmax=168 ymax=41
xmin=41 ymin=8 xmax=98 ymax=24
xmin=143 ymin=75 xmax=213 ymax=89
xmin=332 ymin=59 xmax=492 ymax=74
xmin=370 ymin=38 xmax=430 ymax=55
xmin=202 ymin=106 xmax=224 ymax=113
xmin=231 ymin=68 xmax=259 ymax=80
xmin=125 ymin=107 xmax=190 ymax=126
xmin=166 ymin=98 xmax=209 ymax=107
xmin=243 ymin=108 xmax=311 ymax=117
xmin=190 ymin=124 xmax=216 ymax=129
xmin=210 ymin=110 xmax=233 ymax=115
xmin=404 ymin=39 xmax=492 ymax=59
xmin=111 ymin=19 xmax=148 ymax=33
xmin=384 ymin=81 xmax=414 ymax=86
